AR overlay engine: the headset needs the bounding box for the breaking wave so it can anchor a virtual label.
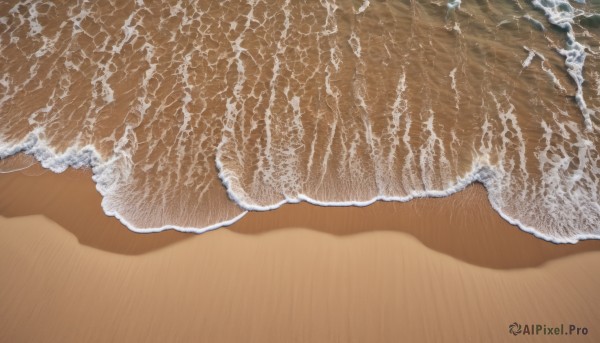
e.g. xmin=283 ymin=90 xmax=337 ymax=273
xmin=1 ymin=0 xmax=599 ymax=242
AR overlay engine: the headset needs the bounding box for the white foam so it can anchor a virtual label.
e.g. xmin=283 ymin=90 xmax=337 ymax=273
xmin=348 ymin=32 xmax=361 ymax=58
xmin=530 ymin=0 xmax=595 ymax=130
xmin=319 ymin=0 xmax=339 ymax=36
xmin=493 ymin=93 xmax=530 ymax=198
xmin=356 ymin=0 xmax=370 ymax=14
xmin=2 ymin=0 xmax=600 ymax=244
xmin=447 ymin=0 xmax=461 ymax=10
xmin=478 ymin=105 xmax=493 ymax=157
xmin=385 ymin=72 xmax=407 ymax=170
xmin=449 ymin=67 xmax=460 ymax=109
xmin=541 ymin=61 xmax=567 ymax=93
xmin=521 ymin=49 xmax=537 ymax=68
xmin=522 ymin=14 xmax=546 ymax=31
xmin=521 ymin=47 xmax=568 ymax=92
xmin=452 ymin=22 xmax=461 ymax=34
xmin=35 ymin=33 xmax=60 ymax=58
xmin=27 ymin=2 xmax=43 ymax=37
xmin=67 ymin=0 xmax=90 ymax=36
xmin=496 ymin=19 xmax=513 ymax=28
xmin=219 ymin=146 xmax=600 ymax=243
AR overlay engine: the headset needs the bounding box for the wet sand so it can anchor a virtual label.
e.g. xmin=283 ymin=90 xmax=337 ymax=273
xmin=1 ymin=165 xmax=600 ymax=342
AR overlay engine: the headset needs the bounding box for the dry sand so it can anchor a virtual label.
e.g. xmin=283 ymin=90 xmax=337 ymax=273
xmin=1 ymin=164 xmax=600 ymax=342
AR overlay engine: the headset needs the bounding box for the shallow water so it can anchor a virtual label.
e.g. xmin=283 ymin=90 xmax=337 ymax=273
xmin=0 ymin=0 xmax=599 ymax=241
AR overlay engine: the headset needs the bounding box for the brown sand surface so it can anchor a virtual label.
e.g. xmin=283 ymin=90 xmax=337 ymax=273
xmin=1 ymin=165 xmax=600 ymax=342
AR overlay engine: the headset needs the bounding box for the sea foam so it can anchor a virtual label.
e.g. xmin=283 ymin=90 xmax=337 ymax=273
xmin=1 ymin=0 xmax=599 ymax=242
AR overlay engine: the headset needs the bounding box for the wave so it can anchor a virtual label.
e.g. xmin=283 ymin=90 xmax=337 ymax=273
xmin=1 ymin=0 xmax=599 ymax=242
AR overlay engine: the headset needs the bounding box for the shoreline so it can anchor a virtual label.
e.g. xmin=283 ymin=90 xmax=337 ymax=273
xmin=1 ymin=162 xmax=599 ymax=269
xmin=2 ymin=142 xmax=597 ymax=244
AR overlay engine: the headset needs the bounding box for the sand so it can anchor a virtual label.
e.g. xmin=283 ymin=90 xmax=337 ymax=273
xmin=1 ymin=165 xmax=600 ymax=342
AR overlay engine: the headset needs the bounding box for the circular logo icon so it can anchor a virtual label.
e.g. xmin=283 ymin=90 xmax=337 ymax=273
xmin=509 ymin=322 xmax=522 ymax=336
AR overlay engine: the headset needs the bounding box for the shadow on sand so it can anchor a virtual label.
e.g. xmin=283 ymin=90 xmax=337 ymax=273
xmin=1 ymin=162 xmax=599 ymax=269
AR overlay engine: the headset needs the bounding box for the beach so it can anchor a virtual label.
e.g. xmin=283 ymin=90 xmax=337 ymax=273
xmin=1 ymin=1 xmax=600 ymax=340
xmin=1 ymin=165 xmax=599 ymax=342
